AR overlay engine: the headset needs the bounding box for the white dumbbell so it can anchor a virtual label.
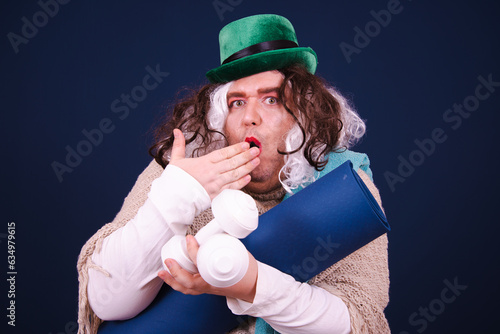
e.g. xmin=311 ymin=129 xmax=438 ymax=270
xmin=161 ymin=189 xmax=258 ymax=287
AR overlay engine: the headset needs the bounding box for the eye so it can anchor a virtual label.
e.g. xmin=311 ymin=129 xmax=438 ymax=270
xmin=229 ymin=100 xmax=245 ymax=108
xmin=265 ymin=97 xmax=278 ymax=105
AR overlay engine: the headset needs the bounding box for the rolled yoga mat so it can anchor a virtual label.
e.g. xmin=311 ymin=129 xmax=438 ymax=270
xmin=98 ymin=160 xmax=390 ymax=334
xmin=243 ymin=160 xmax=390 ymax=281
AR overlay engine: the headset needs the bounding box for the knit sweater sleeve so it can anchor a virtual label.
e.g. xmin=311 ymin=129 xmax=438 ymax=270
xmin=308 ymin=169 xmax=390 ymax=333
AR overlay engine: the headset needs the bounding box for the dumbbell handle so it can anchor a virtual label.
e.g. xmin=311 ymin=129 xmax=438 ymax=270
xmin=194 ymin=219 xmax=223 ymax=245
xmin=160 ymin=216 xmax=242 ymax=272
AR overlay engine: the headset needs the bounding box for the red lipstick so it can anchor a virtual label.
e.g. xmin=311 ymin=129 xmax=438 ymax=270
xmin=245 ymin=137 xmax=262 ymax=154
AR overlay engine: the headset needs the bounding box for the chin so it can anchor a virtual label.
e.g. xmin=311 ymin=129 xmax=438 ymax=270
xmin=248 ymin=169 xmax=281 ymax=193
xmin=249 ymin=165 xmax=272 ymax=182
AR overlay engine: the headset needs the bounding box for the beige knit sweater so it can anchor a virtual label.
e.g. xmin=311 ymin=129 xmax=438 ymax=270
xmin=77 ymin=159 xmax=390 ymax=334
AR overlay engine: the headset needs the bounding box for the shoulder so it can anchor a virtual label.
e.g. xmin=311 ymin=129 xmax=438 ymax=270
xmin=284 ymin=149 xmax=374 ymax=199
xmin=321 ymin=149 xmax=372 ymax=181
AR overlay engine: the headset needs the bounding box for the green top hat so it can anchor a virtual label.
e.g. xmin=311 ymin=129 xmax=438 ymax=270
xmin=206 ymin=14 xmax=318 ymax=83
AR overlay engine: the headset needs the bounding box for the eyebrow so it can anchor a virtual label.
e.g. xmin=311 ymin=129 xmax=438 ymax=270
xmin=227 ymin=86 xmax=280 ymax=99
xmin=258 ymin=87 xmax=280 ymax=95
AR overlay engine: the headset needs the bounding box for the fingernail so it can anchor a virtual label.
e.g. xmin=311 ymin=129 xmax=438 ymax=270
xmin=250 ymin=147 xmax=260 ymax=156
xmin=251 ymin=158 xmax=260 ymax=166
xmin=165 ymin=259 xmax=172 ymax=269
xmin=241 ymin=142 xmax=250 ymax=150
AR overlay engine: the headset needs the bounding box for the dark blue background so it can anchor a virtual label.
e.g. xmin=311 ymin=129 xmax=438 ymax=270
xmin=2 ymin=0 xmax=499 ymax=333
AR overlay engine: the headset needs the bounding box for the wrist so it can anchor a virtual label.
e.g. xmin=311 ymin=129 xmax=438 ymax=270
xmin=216 ymin=252 xmax=258 ymax=303
xmin=149 ymin=165 xmax=211 ymax=224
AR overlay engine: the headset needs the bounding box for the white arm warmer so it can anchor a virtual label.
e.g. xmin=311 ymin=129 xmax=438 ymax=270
xmin=87 ymin=165 xmax=210 ymax=320
xmin=227 ymin=262 xmax=351 ymax=334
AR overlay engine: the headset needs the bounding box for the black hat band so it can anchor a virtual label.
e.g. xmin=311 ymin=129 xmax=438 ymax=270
xmin=222 ymin=40 xmax=299 ymax=65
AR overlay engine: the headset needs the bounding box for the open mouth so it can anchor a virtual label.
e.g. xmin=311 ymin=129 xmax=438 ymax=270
xmin=245 ymin=137 xmax=262 ymax=154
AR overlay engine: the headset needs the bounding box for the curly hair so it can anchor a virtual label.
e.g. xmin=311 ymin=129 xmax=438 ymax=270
xmin=149 ymin=65 xmax=365 ymax=191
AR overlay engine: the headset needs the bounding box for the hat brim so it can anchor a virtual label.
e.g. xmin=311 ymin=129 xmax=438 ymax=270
xmin=206 ymin=47 xmax=318 ymax=83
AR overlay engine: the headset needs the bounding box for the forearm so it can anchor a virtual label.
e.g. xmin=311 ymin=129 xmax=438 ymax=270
xmin=87 ymin=165 xmax=210 ymax=320
xmin=227 ymin=262 xmax=351 ymax=334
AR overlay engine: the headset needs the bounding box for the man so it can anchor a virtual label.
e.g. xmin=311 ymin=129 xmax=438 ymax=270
xmin=77 ymin=14 xmax=389 ymax=334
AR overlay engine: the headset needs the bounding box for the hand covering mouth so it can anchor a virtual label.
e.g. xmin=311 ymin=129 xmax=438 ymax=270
xmin=245 ymin=137 xmax=262 ymax=154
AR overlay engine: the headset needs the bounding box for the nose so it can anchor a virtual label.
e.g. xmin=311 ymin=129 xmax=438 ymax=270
xmin=242 ymin=99 xmax=262 ymax=126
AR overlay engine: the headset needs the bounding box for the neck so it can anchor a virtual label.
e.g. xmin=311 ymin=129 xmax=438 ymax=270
xmin=243 ymin=183 xmax=286 ymax=203
xmin=244 ymin=175 xmax=284 ymax=194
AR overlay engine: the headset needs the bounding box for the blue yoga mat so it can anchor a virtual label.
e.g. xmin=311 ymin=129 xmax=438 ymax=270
xmin=98 ymin=161 xmax=389 ymax=334
xmin=243 ymin=160 xmax=390 ymax=281
xmin=98 ymin=286 xmax=241 ymax=334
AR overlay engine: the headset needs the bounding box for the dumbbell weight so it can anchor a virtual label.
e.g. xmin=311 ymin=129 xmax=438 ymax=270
xmin=161 ymin=189 xmax=258 ymax=287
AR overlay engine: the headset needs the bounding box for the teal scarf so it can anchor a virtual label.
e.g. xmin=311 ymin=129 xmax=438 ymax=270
xmin=255 ymin=149 xmax=371 ymax=333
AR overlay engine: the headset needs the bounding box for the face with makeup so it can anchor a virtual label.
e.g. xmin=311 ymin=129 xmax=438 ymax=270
xmin=224 ymin=70 xmax=296 ymax=194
